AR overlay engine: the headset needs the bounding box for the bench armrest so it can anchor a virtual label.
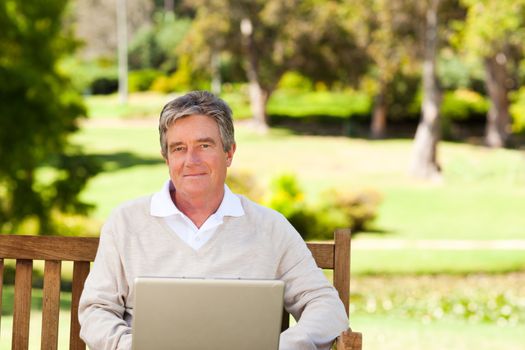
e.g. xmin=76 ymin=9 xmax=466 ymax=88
xmin=336 ymin=329 xmax=362 ymax=350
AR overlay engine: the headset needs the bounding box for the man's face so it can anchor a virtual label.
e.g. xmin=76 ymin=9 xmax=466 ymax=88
xmin=165 ymin=114 xmax=235 ymax=201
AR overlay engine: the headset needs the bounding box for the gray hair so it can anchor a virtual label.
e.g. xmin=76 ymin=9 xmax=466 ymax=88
xmin=159 ymin=91 xmax=235 ymax=158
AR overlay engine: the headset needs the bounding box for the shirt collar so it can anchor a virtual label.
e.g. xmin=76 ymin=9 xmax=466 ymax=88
xmin=150 ymin=179 xmax=245 ymax=219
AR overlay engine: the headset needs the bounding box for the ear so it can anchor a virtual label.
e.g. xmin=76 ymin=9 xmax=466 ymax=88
xmin=162 ymin=150 xmax=168 ymax=165
xmin=225 ymin=143 xmax=236 ymax=167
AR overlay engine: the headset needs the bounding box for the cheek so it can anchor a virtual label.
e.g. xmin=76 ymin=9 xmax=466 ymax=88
xmin=167 ymin=157 xmax=182 ymax=171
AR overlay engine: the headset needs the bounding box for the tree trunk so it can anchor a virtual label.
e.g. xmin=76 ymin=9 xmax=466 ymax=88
xmin=240 ymin=17 xmax=269 ymax=131
xmin=211 ymin=51 xmax=221 ymax=96
xmin=248 ymin=81 xmax=269 ymax=131
xmin=371 ymin=79 xmax=388 ymax=139
xmin=411 ymin=0 xmax=441 ymax=180
xmin=164 ymin=0 xmax=174 ymax=13
xmin=484 ymin=54 xmax=510 ymax=148
xmin=116 ymin=0 xmax=128 ymax=104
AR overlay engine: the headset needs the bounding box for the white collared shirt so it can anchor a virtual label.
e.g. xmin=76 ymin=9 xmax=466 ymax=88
xmin=150 ymin=180 xmax=245 ymax=250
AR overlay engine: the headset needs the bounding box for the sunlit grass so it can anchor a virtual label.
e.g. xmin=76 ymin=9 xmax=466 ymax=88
xmin=72 ymin=123 xmax=525 ymax=242
xmin=352 ymin=314 xmax=525 ymax=350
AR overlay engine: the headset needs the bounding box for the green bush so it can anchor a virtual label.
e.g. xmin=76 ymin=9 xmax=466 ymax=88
xmin=316 ymin=189 xmax=382 ymax=239
xmin=277 ymin=71 xmax=314 ymax=92
xmin=90 ymin=77 xmax=119 ymax=95
xmin=264 ymin=173 xmax=381 ymax=240
xmin=128 ymin=69 xmax=163 ymax=92
xmin=268 ymin=89 xmax=372 ymax=119
xmin=59 ymin=57 xmax=119 ymax=95
xmin=128 ymin=13 xmax=192 ymax=71
xmin=226 ymin=170 xmax=263 ymax=203
xmin=264 ymin=174 xmax=316 ymax=239
xmin=510 ymin=87 xmax=525 ymax=134
xmin=150 ymin=55 xmax=209 ymax=93
xmin=441 ymin=89 xmax=488 ymax=122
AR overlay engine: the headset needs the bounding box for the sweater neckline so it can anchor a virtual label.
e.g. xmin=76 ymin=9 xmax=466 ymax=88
xmin=153 ymin=214 xmax=230 ymax=255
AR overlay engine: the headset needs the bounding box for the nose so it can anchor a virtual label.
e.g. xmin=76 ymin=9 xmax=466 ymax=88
xmin=185 ymin=148 xmax=202 ymax=165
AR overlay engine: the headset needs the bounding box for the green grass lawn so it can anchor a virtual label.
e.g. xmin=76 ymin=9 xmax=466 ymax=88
xmin=73 ymin=121 xmax=525 ymax=242
xmin=68 ymin=93 xmax=525 ymax=274
xmin=352 ymin=314 xmax=525 ymax=350
xmin=352 ymin=249 xmax=525 ymax=275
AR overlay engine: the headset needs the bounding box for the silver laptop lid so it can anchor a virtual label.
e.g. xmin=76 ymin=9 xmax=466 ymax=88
xmin=132 ymin=277 xmax=285 ymax=350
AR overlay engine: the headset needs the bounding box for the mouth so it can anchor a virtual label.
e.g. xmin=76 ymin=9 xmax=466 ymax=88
xmin=183 ymin=173 xmax=207 ymax=178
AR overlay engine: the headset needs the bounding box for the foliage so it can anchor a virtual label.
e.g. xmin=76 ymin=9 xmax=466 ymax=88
xmin=438 ymin=50 xmax=485 ymax=92
xmin=510 ymin=87 xmax=525 ymax=133
xmin=277 ymin=71 xmax=314 ymax=92
xmin=90 ymin=76 xmax=119 ymax=95
xmin=150 ymin=55 xmax=209 ymax=93
xmin=351 ymin=273 xmax=525 ymax=326
xmin=72 ymin=0 xmax=153 ymax=59
xmin=128 ymin=12 xmax=192 ymax=72
xmin=59 ymin=57 xmax=118 ymax=94
xmin=128 ymin=69 xmax=163 ymax=92
xmin=182 ymin=0 xmax=368 ymax=125
xmin=318 ymin=189 xmax=382 ymax=235
xmin=264 ymin=174 xmax=318 ymax=239
xmin=225 ymin=170 xmax=264 ymax=203
xmin=268 ymin=89 xmax=372 ymax=119
xmin=441 ymin=89 xmax=489 ymax=121
xmin=453 ymin=0 xmax=525 ymax=59
xmin=264 ymin=174 xmax=381 ymax=239
xmin=0 ymin=0 xmax=99 ymax=234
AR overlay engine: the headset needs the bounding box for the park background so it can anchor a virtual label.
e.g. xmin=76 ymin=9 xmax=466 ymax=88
xmin=1 ymin=0 xmax=524 ymax=349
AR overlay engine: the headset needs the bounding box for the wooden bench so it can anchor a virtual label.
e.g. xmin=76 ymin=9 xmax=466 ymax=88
xmin=0 ymin=230 xmax=362 ymax=350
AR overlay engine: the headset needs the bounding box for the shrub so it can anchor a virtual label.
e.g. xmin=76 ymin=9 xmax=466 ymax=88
xmin=150 ymin=55 xmax=209 ymax=93
xmin=128 ymin=13 xmax=192 ymax=71
xmin=277 ymin=71 xmax=314 ymax=92
xmin=441 ymin=89 xmax=488 ymax=122
xmin=510 ymin=87 xmax=525 ymax=134
xmin=317 ymin=188 xmax=382 ymax=238
xmin=268 ymin=89 xmax=372 ymax=119
xmin=90 ymin=77 xmax=119 ymax=95
xmin=128 ymin=69 xmax=163 ymax=92
xmin=265 ymin=174 xmax=317 ymax=239
xmin=264 ymin=174 xmax=381 ymax=240
xmin=226 ymin=170 xmax=263 ymax=203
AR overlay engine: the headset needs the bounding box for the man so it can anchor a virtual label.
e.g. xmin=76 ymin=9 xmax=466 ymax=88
xmin=79 ymin=91 xmax=348 ymax=349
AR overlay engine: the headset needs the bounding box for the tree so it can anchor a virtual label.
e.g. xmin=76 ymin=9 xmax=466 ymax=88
xmin=181 ymin=0 xmax=366 ymax=130
xmin=0 ymin=0 xmax=99 ymax=234
xmin=411 ymin=0 xmax=443 ymax=179
xmin=72 ymin=0 xmax=153 ymax=60
xmin=342 ymin=0 xmax=419 ymax=138
xmin=454 ymin=0 xmax=525 ymax=147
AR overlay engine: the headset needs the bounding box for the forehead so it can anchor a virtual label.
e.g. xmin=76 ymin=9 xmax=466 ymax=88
xmin=166 ymin=114 xmax=221 ymax=141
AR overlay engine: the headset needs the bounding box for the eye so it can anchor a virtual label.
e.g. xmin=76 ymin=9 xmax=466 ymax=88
xmin=172 ymin=146 xmax=186 ymax=153
xmin=201 ymin=143 xmax=211 ymax=149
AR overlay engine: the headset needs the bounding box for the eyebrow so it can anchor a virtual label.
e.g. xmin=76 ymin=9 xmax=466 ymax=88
xmin=168 ymin=138 xmax=217 ymax=148
xmin=196 ymin=137 xmax=217 ymax=145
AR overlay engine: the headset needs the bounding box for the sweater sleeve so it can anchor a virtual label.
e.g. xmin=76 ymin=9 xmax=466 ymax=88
xmin=277 ymin=221 xmax=349 ymax=350
xmin=78 ymin=218 xmax=132 ymax=350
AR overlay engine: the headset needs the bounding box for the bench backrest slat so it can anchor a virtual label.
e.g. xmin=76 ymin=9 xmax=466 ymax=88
xmin=0 ymin=258 xmax=4 ymax=335
xmin=41 ymin=260 xmax=62 ymax=350
xmin=0 ymin=236 xmax=98 ymax=261
xmin=70 ymin=261 xmax=91 ymax=350
xmin=13 ymin=259 xmax=33 ymax=350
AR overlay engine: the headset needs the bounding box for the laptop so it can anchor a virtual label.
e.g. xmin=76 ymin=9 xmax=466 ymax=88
xmin=131 ymin=277 xmax=285 ymax=350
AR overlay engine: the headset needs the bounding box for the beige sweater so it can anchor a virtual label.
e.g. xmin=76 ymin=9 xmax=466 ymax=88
xmin=79 ymin=195 xmax=348 ymax=350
